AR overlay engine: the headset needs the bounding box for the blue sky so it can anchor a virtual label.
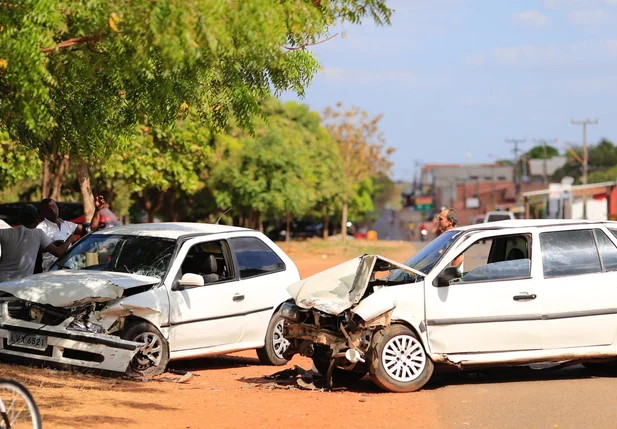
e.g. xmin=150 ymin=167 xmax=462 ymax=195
xmin=280 ymin=0 xmax=617 ymax=181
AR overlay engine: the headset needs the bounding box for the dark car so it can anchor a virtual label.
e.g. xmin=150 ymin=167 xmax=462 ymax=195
xmin=0 ymin=202 xmax=121 ymax=228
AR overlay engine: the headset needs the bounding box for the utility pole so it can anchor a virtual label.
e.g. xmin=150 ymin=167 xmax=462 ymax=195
xmin=571 ymin=119 xmax=599 ymax=219
xmin=506 ymin=138 xmax=527 ymax=199
xmin=533 ymin=138 xmax=558 ymax=185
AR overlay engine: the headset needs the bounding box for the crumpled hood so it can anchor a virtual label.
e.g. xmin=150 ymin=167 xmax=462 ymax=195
xmin=287 ymin=254 xmax=424 ymax=315
xmin=0 ymin=270 xmax=161 ymax=308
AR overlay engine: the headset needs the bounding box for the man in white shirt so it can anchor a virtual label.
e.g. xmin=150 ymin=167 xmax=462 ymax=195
xmin=0 ymin=205 xmax=76 ymax=282
xmin=37 ymin=195 xmax=106 ymax=270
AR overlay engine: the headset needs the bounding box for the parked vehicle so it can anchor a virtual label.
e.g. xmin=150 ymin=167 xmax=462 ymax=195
xmin=281 ymin=219 xmax=617 ymax=392
xmin=472 ymin=214 xmax=485 ymax=224
xmin=0 ymin=202 xmax=121 ymax=228
xmin=483 ymin=210 xmax=515 ymax=223
xmin=0 ymin=223 xmax=300 ymax=376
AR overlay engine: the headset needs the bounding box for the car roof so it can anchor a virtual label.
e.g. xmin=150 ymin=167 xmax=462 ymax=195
xmin=455 ymin=219 xmax=617 ymax=232
xmin=95 ymin=222 xmax=250 ymax=239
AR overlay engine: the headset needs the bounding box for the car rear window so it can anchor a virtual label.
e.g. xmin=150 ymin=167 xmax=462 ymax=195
xmin=486 ymin=214 xmax=512 ymax=222
xmin=228 ymin=237 xmax=285 ymax=279
xmin=540 ymin=229 xmax=601 ymax=278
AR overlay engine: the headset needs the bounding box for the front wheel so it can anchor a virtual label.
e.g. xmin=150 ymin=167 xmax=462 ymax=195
xmin=369 ymin=325 xmax=434 ymax=392
xmin=0 ymin=379 xmax=42 ymax=429
xmin=122 ymin=322 xmax=169 ymax=377
xmin=257 ymin=312 xmax=289 ymax=366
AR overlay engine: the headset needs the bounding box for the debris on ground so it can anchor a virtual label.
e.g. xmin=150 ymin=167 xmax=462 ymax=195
xmin=247 ymin=365 xmax=347 ymax=392
xmin=129 ymin=369 xmax=197 ymax=383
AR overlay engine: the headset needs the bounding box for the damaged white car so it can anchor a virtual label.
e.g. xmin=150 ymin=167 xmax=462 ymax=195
xmin=282 ymin=220 xmax=617 ymax=392
xmin=0 ymin=223 xmax=300 ymax=375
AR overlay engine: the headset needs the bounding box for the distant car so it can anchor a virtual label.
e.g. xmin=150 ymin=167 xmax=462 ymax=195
xmin=281 ymin=219 xmax=617 ymax=392
xmin=0 ymin=202 xmax=121 ymax=228
xmin=484 ymin=211 xmax=515 ymax=223
xmin=472 ymin=214 xmax=485 ymax=224
xmin=0 ymin=223 xmax=300 ymax=376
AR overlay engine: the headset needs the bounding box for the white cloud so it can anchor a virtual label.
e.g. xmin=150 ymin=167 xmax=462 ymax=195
xmin=320 ymin=67 xmax=420 ymax=86
xmin=568 ymin=8 xmax=613 ymax=27
xmin=463 ymin=53 xmax=485 ymax=67
xmin=512 ymin=10 xmax=549 ymax=28
xmin=544 ymin=0 xmax=587 ymax=8
xmin=493 ymin=45 xmax=560 ymax=65
xmin=461 ymin=94 xmax=508 ymax=107
xmin=491 ymin=40 xmax=617 ymax=68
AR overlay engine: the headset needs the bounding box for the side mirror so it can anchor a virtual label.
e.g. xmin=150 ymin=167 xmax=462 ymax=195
xmin=435 ymin=266 xmax=461 ymax=287
xmin=177 ymin=273 xmax=204 ymax=290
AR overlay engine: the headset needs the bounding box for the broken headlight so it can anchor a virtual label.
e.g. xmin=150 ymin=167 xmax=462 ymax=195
xmin=280 ymin=302 xmax=303 ymax=322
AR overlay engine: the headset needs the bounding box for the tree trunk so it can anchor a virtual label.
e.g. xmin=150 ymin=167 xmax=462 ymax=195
xmin=51 ymin=155 xmax=70 ymax=201
xmin=323 ymin=213 xmax=330 ymax=239
xmin=42 ymin=160 xmax=50 ymax=198
xmin=341 ymin=199 xmax=348 ymax=241
xmin=143 ymin=189 xmax=165 ymax=223
xmin=76 ymin=160 xmax=95 ymax=222
xmin=285 ymin=213 xmax=291 ymax=243
xmin=257 ymin=212 xmax=263 ymax=232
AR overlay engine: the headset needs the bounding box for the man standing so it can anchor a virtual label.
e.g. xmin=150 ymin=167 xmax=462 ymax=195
xmin=0 ymin=205 xmax=76 ymax=282
xmin=437 ymin=208 xmax=463 ymax=268
xmin=37 ymin=195 xmax=106 ymax=270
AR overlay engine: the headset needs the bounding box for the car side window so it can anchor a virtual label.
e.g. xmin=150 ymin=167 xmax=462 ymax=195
xmin=444 ymin=234 xmax=531 ymax=284
xmin=594 ymin=229 xmax=617 ymax=272
xmin=180 ymin=240 xmax=232 ymax=285
xmin=540 ymin=230 xmax=601 ymax=278
xmin=228 ymin=237 xmax=285 ymax=279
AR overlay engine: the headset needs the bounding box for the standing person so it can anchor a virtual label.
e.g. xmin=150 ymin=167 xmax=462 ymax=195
xmin=0 ymin=205 xmax=76 ymax=282
xmin=437 ymin=207 xmax=463 ymax=268
xmin=37 ymin=195 xmax=106 ymax=271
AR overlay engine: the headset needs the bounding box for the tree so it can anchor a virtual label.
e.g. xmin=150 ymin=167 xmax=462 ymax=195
xmin=0 ymin=0 xmax=391 ymax=219
xmin=209 ymin=100 xmax=334 ymax=239
xmin=526 ymin=144 xmax=559 ymax=160
xmin=321 ymin=102 xmax=395 ymax=239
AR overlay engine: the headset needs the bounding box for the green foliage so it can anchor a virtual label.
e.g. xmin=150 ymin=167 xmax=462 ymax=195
xmin=209 ymin=99 xmax=341 ymax=225
xmin=526 ymin=144 xmax=560 ymax=160
xmin=0 ymin=0 xmax=391 ymax=162
xmin=0 ymin=132 xmax=41 ymax=193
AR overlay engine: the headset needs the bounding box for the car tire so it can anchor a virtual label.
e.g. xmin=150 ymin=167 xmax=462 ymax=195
xmin=122 ymin=321 xmax=169 ymax=377
xmin=368 ymin=324 xmax=434 ymax=392
xmin=312 ymin=353 xmax=368 ymax=382
xmin=257 ymin=312 xmax=289 ymax=366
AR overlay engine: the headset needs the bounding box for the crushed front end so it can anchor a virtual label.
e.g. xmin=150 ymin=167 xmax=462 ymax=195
xmin=281 ymin=255 xmax=415 ymax=387
xmin=0 ymin=295 xmax=141 ymax=373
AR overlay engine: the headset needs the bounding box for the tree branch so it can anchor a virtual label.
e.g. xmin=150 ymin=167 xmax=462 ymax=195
xmin=42 ymin=35 xmax=106 ymax=56
xmin=282 ymin=33 xmax=339 ymax=51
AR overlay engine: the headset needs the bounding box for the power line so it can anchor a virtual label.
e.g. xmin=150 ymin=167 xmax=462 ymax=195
xmin=505 ymin=138 xmax=527 ymax=198
xmin=571 ymin=119 xmax=599 ymax=219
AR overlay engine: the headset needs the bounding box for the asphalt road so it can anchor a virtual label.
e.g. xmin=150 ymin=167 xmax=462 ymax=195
xmin=407 ymin=239 xmax=617 ymax=429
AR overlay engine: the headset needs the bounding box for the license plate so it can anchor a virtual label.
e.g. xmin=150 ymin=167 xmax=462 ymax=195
xmin=8 ymin=332 xmax=48 ymax=351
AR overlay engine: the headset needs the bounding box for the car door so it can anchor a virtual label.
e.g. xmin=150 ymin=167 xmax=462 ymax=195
xmin=537 ymin=226 xmax=617 ymax=349
xmin=424 ymin=230 xmax=546 ymax=354
xmin=167 ymin=237 xmax=246 ymax=353
xmin=227 ymin=236 xmax=293 ymax=344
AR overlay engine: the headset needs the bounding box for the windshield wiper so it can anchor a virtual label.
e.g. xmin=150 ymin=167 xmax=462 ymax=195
xmin=55 ymin=263 xmax=72 ymax=270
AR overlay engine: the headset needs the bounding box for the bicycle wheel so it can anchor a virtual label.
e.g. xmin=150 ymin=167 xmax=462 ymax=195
xmin=0 ymin=379 xmax=41 ymax=429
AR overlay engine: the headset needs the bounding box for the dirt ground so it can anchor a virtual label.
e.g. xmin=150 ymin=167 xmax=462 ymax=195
xmin=0 ymin=240 xmax=446 ymax=429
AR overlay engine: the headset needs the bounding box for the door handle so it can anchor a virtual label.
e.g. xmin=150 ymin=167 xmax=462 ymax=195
xmin=513 ymin=293 xmax=536 ymax=301
xmin=233 ymin=294 xmax=245 ymax=302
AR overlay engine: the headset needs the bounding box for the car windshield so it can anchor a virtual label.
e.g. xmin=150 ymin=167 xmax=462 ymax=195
xmin=386 ymin=229 xmax=462 ymax=283
xmin=50 ymin=234 xmax=177 ymax=279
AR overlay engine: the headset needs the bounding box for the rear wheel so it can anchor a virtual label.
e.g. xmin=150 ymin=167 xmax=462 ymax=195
xmin=369 ymin=325 xmax=433 ymax=392
xmin=257 ymin=312 xmax=289 ymax=366
xmin=123 ymin=322 xmax=169 ymax=377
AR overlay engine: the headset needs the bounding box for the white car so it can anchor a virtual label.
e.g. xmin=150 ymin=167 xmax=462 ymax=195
xmin=0 ymin=223 xmax=300 ymax=375
xmin=282 ymin=219 xmax=617 ymax=392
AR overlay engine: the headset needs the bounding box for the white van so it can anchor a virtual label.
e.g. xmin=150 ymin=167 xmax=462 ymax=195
xmin=484 ymin=211 xmax=515 ymax=222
